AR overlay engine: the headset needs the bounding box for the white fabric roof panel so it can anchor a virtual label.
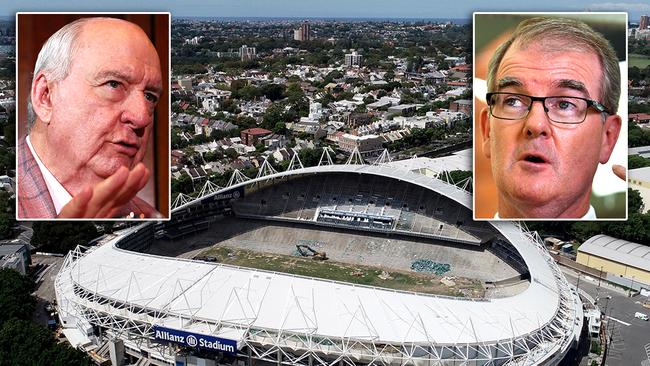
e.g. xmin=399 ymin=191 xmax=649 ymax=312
xmin=384 ymin=149 xmax=472 ymax=173
xmin=72 ymin=247 xmax=215 ymax=309
xmin=578 ymin=234 xmax=650 ymax=272
xmin=72 ymin=225 xmax=559 ymax=345
xmin=629 ymin=167 xmax=650 ymax=182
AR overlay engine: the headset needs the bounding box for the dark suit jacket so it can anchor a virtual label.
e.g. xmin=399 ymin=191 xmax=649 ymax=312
xmin=17 ymin=137 xmax=159 ymax=219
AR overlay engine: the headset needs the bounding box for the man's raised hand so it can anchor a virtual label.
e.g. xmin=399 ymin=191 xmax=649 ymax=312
xmin=57 ymin=163 xmax=149 ymax=218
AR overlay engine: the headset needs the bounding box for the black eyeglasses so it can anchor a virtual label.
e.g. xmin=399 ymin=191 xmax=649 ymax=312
xmin=486 ymin=92 xmax=611 ymax=124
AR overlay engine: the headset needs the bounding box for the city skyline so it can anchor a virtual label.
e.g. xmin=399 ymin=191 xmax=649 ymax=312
xmin=1 ymin=0 xmax=650 ymax=20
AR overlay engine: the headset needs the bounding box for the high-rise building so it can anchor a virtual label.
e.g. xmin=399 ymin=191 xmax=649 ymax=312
xmin=345 ymin=50 xmax=363 ymax=67
xmin=293 ymin=21 xmax=311 ymax=41
xmin=640 ymin=15 xmax=650 ymax=30
xmin=239 ymin=45 xmax=256 ymax=61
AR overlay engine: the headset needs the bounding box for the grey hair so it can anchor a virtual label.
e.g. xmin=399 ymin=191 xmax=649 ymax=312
xmin=486 ymin=17 xmax=621 ymax=115
xmin=27 ymin=17 xmax=97 ymax=130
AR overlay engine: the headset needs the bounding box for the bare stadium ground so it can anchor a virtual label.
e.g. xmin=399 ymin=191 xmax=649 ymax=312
xmin=149 ymin=217 xmax=526 ymax=298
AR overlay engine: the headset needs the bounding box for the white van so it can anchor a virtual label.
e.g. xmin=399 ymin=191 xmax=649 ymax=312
xmin=635 ymin=312 xmax=649 ymax=321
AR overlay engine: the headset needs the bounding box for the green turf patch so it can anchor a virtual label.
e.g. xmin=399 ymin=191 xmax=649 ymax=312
xmin=198 ymin=246 xmax=484 ymax=297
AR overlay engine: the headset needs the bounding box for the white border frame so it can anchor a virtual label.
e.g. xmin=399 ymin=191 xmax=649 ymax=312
xmin=14 ymin=11 xmax=172 ymax=222
xmin=472 ymin=11 xmax=629 ymax=221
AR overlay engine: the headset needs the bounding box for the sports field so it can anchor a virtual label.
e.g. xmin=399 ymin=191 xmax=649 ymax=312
xmin=198 ymin=245 xmax=485 ymax=297
xmin=149 ymin=215 xmax=531 ymax=298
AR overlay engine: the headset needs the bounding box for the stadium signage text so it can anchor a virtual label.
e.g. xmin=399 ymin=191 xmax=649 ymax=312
xmin=214 ymin=191 xmax=240 ymax=200
xmin=152 ymin=325 xmax=237 ymax=355
xmin=202 ymin=186 xmax=244 ymax=204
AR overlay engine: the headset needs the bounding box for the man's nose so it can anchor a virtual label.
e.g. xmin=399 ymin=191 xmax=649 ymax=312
xmin=523 ymin=101 xmax=552 ymax=138
xmin=122 ymin=93 xmax=154 ymax=130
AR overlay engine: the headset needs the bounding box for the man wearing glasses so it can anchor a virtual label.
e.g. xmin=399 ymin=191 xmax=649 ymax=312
xmin=479 ymin=17 xmax=622 ymax=219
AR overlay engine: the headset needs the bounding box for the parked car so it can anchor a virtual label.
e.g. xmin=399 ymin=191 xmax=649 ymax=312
xmin=634 ymin=312 xmax=649 ymax=321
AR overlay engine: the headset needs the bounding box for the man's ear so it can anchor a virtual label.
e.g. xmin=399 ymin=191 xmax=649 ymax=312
xmin=479 ymin=107 xmax=491 ymax=159
xmin=599 ymin=114 xmax=621 ymax=164
xmin=31 ymin=71 xmax=54 ymax=124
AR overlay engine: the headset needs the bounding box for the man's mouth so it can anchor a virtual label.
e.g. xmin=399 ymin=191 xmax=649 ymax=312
xmin=113 ymin=141 xmax=139 ymax=157
xmin=522 ymin=153 xmax=547 ymax=164
xmin=517 ymin=150 xmax=553 ymax=170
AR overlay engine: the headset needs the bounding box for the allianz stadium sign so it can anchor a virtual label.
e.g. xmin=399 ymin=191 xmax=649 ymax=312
xmin=153 ymin=325 xmax=238 ymax=355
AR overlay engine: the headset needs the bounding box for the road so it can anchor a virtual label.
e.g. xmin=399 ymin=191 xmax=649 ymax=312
xmin=30 ymin=254 xmax=64 ymax=327
xmin=16 ymin=223 xmax=33 ymax=243
xmin=562 ymin=267 xmax=650 ymax=366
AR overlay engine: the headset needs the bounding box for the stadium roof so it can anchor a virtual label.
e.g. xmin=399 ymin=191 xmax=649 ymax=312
xmin=628 ymin=145 xmax=650 ymax=159
xmin=67 ymin=223 xmax=562 ymax=345
xmin=629 ymin=166 xmax=650 ymax=182
xmin=56 ymin=160 xmax=582 ymax=365
xmin=579 ymin=234 xmax=650 ymax=272
xmin=385 ymin=148 xmax=472 ymax=174
xmin=59 ymin=163 xmax=572 ymax=346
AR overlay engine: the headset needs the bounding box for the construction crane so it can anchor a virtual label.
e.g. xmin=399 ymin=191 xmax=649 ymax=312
xmin=296 ymin=244 xmax=328 ymax=260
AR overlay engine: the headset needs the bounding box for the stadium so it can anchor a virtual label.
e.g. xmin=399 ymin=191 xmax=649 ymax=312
xmin=54 ymin=150 xmax=584 ymax=366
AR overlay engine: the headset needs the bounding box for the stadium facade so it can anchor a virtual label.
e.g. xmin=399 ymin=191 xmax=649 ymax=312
xmin=54 ymin=151 xmax=584 ymax=366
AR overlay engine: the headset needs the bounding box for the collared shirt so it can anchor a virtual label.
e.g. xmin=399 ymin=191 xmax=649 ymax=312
xmin=494 ymin=205 xmax=598 ymax=220
xmin=26 ymin=135 xmax=72 ymax=215
xmin=581 ymin=205 xmax=597 ymax=220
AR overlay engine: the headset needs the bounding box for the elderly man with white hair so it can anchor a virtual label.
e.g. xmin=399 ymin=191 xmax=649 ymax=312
xmin=18 ymin=17 xmax=163 ymax=219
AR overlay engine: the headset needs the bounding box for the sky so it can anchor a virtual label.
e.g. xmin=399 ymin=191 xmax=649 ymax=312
xmin=0 ymin=0 xmax=649 ymax=21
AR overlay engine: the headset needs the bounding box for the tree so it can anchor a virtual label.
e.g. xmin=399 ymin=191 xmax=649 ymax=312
xmin=629 ymin=121 xmax=650 ymax=147
xmin=285 ymin=83 xmax=308 ymax=114
xmin=0 ymin=268 xmax=90 ymax=365
xmin=172 ymin=64 xmax=207 ymax=75
xmin=224 ymin=148 xmax=239 ymax=159
xmin=569 ymin=221 xmax=602 ymax=242
xmin=255 ymin=142 xmax=266 ymax=153
xmin=237 ymin=85 xmax=259 ymax=101
xmin=629 ymin=154 xmax=650 ymax=169
xmin=204 ymin=150 xmax=223 ymax=162
xmin=229 ymin=79 xmax=248 ymax=98
xmin=260 ymin=83 xmax=286 ymax=101
xmin=0 ymin=192 xmax=14 ymax=239
xmin=0 ymin=146 xmax=14 ymax=176
xmin=183 ymin=146 xmax=199 ymax=165
xmin=171 ymin=129 xmax=189 ymax=150
xmin=629 ymin=188 xmax=644 ymax=214
xmin=31 ymin=222 xmax=99 ymax=254
xmin=0 ymin=319 xmax=92 ymax=366
xmin=439 ymin=170 xmax=472 ymax=192
xmin=262 ymin=104 xmax=285 ymax=130
xmin=1 ymin=117 xmax=15 ymax=146
xmin=171 ymin=173 xmax=194 ymax=196
xmin=324 ymin=70 xmax=343 ymax=83
xmin=273 ymin=122 xmax=287 ymax=135
xmin=0 ymin=269 xmax=36 ymax=326
xmin=318 ymin=93 xmax=335 ymax=106
xmin=298 ymin=148 xmax=322 ymax=167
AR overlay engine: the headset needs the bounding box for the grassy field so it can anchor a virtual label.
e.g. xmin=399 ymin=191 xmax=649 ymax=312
xmin=198 ymin=245 xmax=485 ymax=298
xmin=630 ymin=53 xmax=650 ymax=68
